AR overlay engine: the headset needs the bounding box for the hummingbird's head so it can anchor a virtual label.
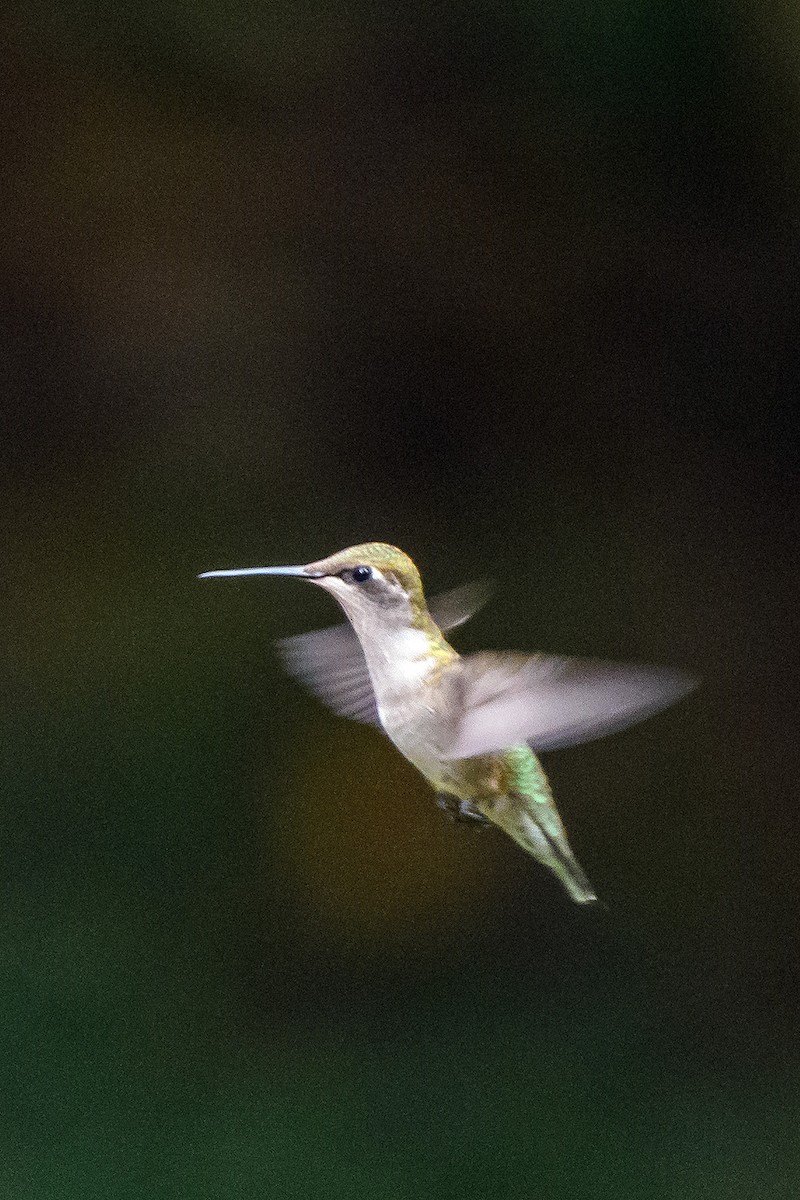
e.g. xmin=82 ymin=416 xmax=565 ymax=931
xmin=302 ymin=543 xmax=426 ymax=628
xmin=199 ymin=543 xmax=429 ymax=630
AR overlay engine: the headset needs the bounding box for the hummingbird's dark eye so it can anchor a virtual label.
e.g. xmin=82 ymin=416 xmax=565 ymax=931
xmin=351 ymin=565 xmax=372 ymax=583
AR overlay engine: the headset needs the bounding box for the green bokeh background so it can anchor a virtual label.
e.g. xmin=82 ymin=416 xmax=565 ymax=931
xmin=3 ymin=2 xmax=799 ymax=1195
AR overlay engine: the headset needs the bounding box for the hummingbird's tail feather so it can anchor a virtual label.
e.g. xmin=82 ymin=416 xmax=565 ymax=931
xmin=488 ymin=793 xmax=598 ymax=905
xmin=534 ymin=824 xmax=597 ymax=905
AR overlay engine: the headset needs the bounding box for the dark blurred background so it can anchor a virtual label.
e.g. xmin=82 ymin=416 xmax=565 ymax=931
xmin=2 ymin=1 xmax=799 ymax=1196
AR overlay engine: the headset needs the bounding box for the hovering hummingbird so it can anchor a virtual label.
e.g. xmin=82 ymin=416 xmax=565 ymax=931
xmin=199 ymin=543 xmax=696 ymax=904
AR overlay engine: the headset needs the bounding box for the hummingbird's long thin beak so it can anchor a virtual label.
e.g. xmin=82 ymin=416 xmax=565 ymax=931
xmin=198 ymin=565 xmax=318 ymax=580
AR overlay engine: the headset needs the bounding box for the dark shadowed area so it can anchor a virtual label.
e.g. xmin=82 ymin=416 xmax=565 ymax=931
xmin=2 ymin=2 xmax=799 ymax=1195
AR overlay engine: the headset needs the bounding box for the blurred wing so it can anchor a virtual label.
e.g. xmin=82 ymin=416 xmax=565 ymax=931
xmin=429 ymin=579 xmax=493 ymax=632
xmin=276 ymin=579 xmax=491 ymax=727
xmin=447 ymin=652 xmax=698 ymax=758
xmin=277 ymin=623 xmax=380 ymax=724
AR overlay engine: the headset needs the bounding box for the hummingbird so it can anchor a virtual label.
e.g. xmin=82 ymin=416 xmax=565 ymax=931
xmin=199 ymin=543 xmax=697 ymax=904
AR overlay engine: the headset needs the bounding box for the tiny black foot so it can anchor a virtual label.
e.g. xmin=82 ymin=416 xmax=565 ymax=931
xmin=435 ymin=794 xmax=491 ymax=827
xmin=435 ymin=793 xmax=460 ymax=821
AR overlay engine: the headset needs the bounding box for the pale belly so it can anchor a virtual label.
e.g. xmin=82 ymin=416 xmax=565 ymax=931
xmin=367 ymin=639 xmax=512 ymax=796
xmin=379 ymin=703 xmax=451 ymax=787
xmin=378 ymin=700 xmax=533 ymax=802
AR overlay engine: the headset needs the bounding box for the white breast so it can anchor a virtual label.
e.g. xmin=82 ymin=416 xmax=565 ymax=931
xmin=364 ymin=627 xmax=438 ymax=707
xmin=392 ymin=629 xmax=436 ymax=684
xmin=362 ymin=628 xmax=452 ymax=780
